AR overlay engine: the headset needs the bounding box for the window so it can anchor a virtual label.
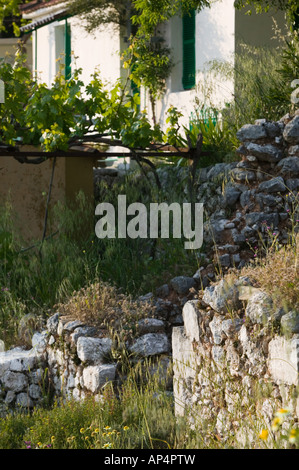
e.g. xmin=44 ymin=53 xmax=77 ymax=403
xmin=55 ymin=19 xmax=71 ymax=80
xmin=182 ymin=10 xmax=196 ymax=90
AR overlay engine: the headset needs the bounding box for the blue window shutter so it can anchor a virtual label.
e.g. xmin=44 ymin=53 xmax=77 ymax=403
xmin=182 ymin=10 xmax=196 ymax=90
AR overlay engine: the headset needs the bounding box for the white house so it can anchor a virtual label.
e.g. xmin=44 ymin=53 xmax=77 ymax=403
xmin=20 ymin=0 xmax=126 ymax=87
xmin=19 ymin=0 xmax=288 ymax=132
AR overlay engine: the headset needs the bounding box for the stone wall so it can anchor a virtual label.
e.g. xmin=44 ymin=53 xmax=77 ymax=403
xmin=172 ymin=278 xmax=299 ymax=445
xmin=0 ymin=112 xmax=298 ymax=446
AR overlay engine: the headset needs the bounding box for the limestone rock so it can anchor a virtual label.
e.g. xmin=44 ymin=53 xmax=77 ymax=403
xmin=76 ymin=337 xmax=112 ymax=364
xmin=182 ymin=300 xmax=203 ymax=342
xmin=258 ymin=176 xmax=286 ymax=193
xmin=277 ymin=156 xmax=299 ymax=177
xmin=137 ymin=318 xmax=165 ymax=335
xmin=245 ymin=142 xmax=283 ymax=162
xmin=237 ymin=124 xmax=268 ymax=141
xmin=82 ymin=364 xmax=116 ymax=393
xmin=130 ymin=333 xmax=170 ymax=357
xmin=46 ymin=313 xmax=60 ymax=335
xmin=202 ymin=279 xmax=241 ymax=314
xmin=268 ymin=336 xmax=299 ymax=385
xmin=170 ymin=276 xmax=196 ymax=295
xmin=245 ymin=291 xmax=274 ymax=324
xmin=281 ymin=311 xmax=299 ymax=335
xmin=283 ymin=115 xmax=299 ymax=144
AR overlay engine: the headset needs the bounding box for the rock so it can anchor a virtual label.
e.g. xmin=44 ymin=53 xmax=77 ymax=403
xmin=2 ymin=371 xmax=28 ymax=392
xmin=223 ymin=185 xmax=241 ymax=207
xmin=268 ymin=336 xmax=299 ymax=385
xmin=212 ymin=345 xmax=225 ymax=365
xmin=286 ymin=178 xmax=299 ymax=191
xmin=207 ymin=163 xmax=237 ymax=181
xmin=76 ymin=337 xmax=112 ymax=364
xmin=283 ymin=115 xmax=299 ymax=144
xmin=137 ymin=318 xmax=165 ymax=335
xmin=277 ymin=156 xmax=299 ymax=177
xmin=263 ymin=121 xmax=283 ymax=138
xmin=289 ymin=145 xmax=299 ymax=156
xmin=245 ymin=212 xmax=279 ymax=229
xmin=209 ymin=316 xmax=224 ymax=345
xmin=231 ymin=168 xmax=256 ymax=182
xmin=245 ymin=291 xmax=274 ymax=324
xmin=46 ymin=313 xmax=60 ymax=335
xmin=238 ymin=325 xmax=266 ymax=375
xmin=130 ymin=333 xmax=170 ymax=357
xmin=155 ymin=284 xmax=170 ymax=298
xmin=182 ymin=300 xmax=203 ymax=342
xmin=170 ymin=276 xmax=196 ymax=295
xmin=236 ymin=124 xmax=268 ymax=141
xmin=245 ymin=142 xmax=283 ymax=162
xmin=62 ymin=320 xmax=85 ymax=333
xmin=202 ymin=279 xmax=241 ymax=314
xmin=240 ymin=190 xmax=255 ymax=210
xmin=70 ymin=326 xmax=98 ymax=345
xmin=219 ymin=254 xmax=231 ymax=267
xmin=82 ymin=364 xmax=116 ymax=393
xmin=138 ymin=292 xmax=154 ymax=302
xmin=222 ymin=318 xmax=244 ymax=337
xmin=281 ymin=311 xmax=299 ymax=335
xmin=258 ymin=176 xmax=286 ymax=193
xmin=31 ymin=331 xmax=48 ymax=351
xmin=16 ymin=393 xmax=34 ymax=408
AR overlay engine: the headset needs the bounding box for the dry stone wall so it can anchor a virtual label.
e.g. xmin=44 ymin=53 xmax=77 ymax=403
xmin=0 ymin=112 xmax=298 ymax=447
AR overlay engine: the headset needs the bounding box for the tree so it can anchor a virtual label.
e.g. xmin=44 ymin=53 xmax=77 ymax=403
xmin=0 ymin=0 xmax=31 ymax=36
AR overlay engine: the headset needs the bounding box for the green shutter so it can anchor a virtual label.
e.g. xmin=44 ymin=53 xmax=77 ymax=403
xmin=182 ymin=10 xmax=196 ymax=90
xmin=65 ymin=19 xmax=71 ymax=80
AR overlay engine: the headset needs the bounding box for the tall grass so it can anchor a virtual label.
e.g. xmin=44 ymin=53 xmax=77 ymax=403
xmin=0 ymin=168 xmax=200 ymax=348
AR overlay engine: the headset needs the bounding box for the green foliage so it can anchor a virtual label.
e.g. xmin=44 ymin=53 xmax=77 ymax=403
xmin=0 ymin=59 xmax=173 ymax=150
xmin=203 ymin=35 xmax=299 ymax=135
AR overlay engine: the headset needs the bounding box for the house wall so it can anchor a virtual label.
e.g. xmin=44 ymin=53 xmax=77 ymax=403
xmin=154 ymin=2 xmax=288 ymax=133
xmin=155 ymin=0 xmax=235 ymax=131
xmin=32 ymin=14 xmax=123 ymax=88
xmin=0 ymin=155 xmax=96 ymax=243
xmin=0 ymin=37 xmax=32 ymax=70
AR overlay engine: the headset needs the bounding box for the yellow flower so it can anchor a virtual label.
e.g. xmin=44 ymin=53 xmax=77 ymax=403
xmin=123 ymin=426 xmax=129 ymax=431
xmin=103 ymin=443 xmax=112 ymax=449
xmin=277 ymin=408 xmax=290 ymax=416
xmin=80 ymin=428 xmax=85 ymax=434
xmin=289 ymin=429 xmax=299 ymax=444
xmin=271 ymin=417 xmax=281 ymax=431
xmin=259 ymin=429 xmax=269 ymax=441
xmin=94 ymin=428 xmax=99 ymax=433
xmin=51 ymin=436 xmax=55 ymax=442
xmin=104 ymin=426 xmax=111 ymax=430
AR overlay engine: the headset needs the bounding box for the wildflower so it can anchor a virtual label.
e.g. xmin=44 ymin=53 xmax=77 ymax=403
xmin=51 ymin=436 xmax=55 ymax=442
xmin=103 ymin=443 xmax=112 ymax=449
xmin=123 ymin=426 xmax=129 ymax=431
xmin=289 ymin=429 xmax=299 ymax=444
xmin=80 ymin=428 xmax=85 ymax=434
xmin=276 ymin=408 xmax=290 ymax=418
xmin=94 ymin=428 xmax=99 ymax=433
xmin=259 ymin=429 xmax=269 ymax=441
xmin=104 ymin=426 xmax=111 ymax=431
xmin=271 ymin=417 xmax=281 ymax=431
